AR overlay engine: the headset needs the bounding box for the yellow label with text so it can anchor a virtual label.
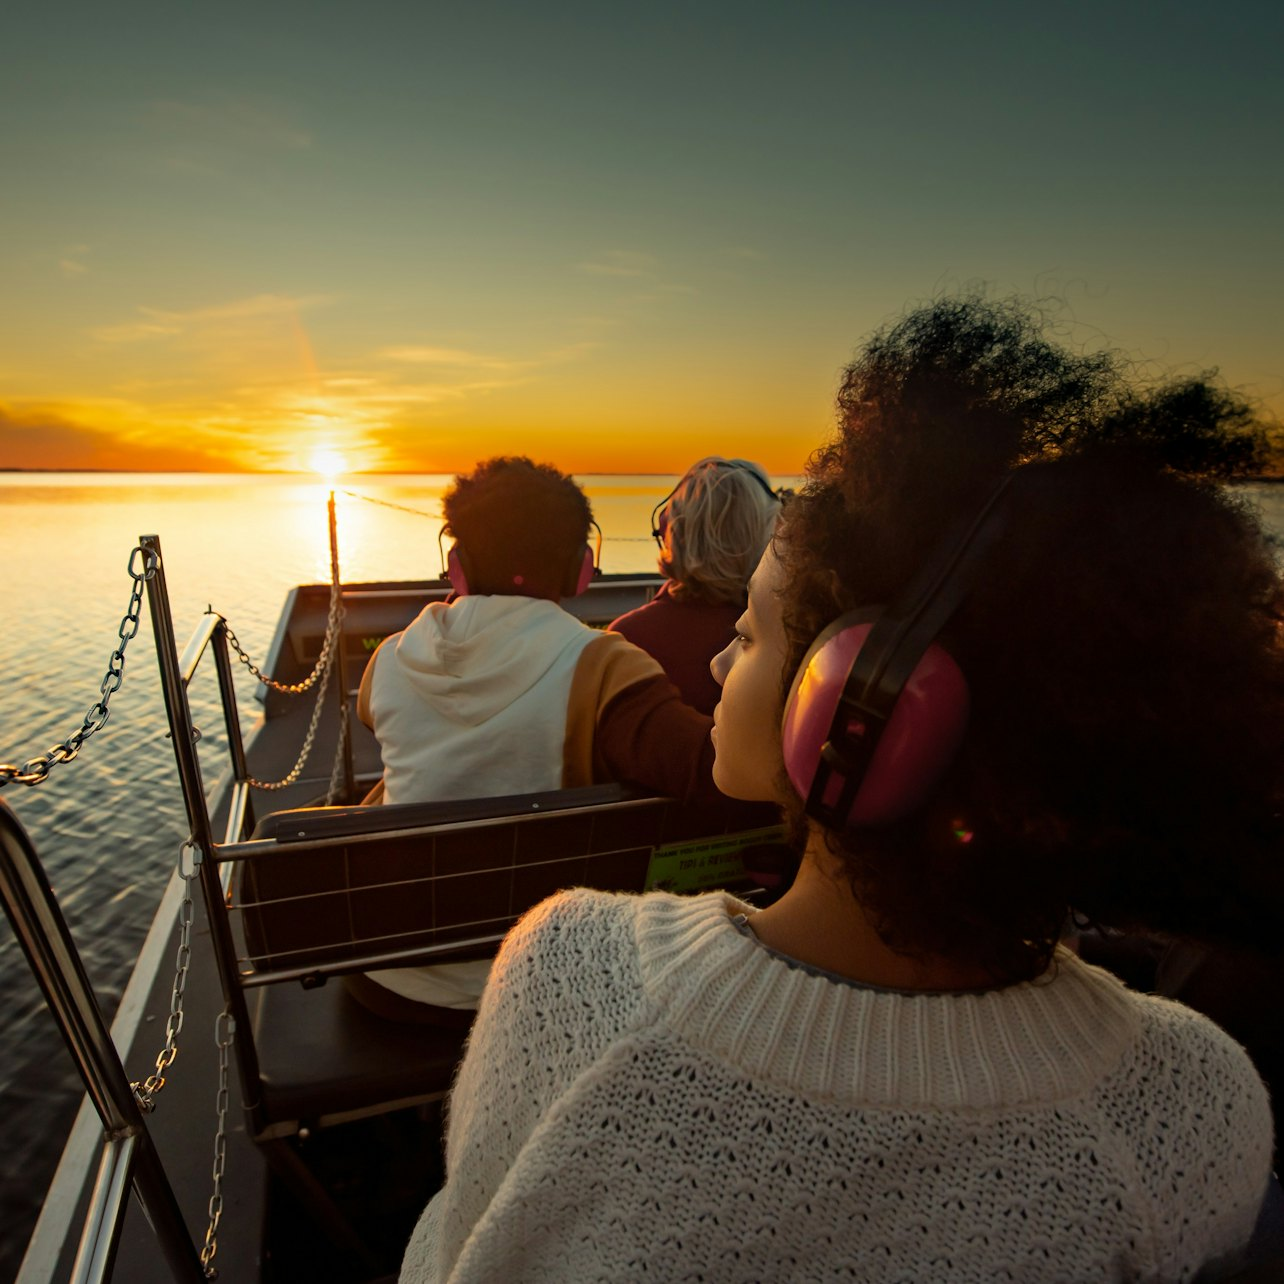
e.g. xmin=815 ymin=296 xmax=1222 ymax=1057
xmin=643 ymin=825 xmax=788 ymax=894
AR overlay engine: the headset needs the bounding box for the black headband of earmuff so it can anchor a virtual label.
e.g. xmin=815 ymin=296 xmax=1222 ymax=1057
xmin=806 ymin=474 xmax=1014 ymax=830
xmin=650 ymin=461 xmax=783 ymax=544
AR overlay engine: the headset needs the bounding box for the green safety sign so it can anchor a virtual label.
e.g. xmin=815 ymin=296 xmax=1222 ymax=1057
xmin=643 ymin=825 xmax=788 ymax=894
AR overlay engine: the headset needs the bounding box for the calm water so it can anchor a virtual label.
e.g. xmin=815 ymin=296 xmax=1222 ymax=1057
xmin=0 ymin=471 xmax=681 ymax=1280
xmin=1 ymin=472 xmax=1282 ymax=1279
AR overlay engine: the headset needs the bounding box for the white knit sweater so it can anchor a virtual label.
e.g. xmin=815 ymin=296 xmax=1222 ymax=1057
xmin=399 ymin=890 xmax=1272 ymax=1283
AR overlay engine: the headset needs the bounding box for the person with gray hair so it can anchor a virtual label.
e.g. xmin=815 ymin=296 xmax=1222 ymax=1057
xmin=608 ymin=457 xmax=783 ymax=714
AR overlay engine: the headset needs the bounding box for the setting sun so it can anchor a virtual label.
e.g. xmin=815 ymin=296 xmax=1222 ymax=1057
xmin=309 ymin=448 xmax=349 ymax=480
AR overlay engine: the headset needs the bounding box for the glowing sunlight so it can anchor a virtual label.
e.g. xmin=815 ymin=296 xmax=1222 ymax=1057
xmin=309 ymin=447 xmax=349 ymax=480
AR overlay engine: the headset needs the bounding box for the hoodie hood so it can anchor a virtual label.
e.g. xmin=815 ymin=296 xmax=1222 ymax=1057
xmin=390 ymin=595 xmax=595 ymax=727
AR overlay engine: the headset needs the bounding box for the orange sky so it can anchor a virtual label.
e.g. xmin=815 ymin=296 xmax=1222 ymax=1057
xmin=3 ymin=5 xmax=1280 ymax=476
xmin=0 ymin=291 xmax=845 ymax=475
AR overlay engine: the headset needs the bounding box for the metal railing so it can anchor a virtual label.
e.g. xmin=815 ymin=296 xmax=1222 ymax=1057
xmin=136 ymin=525 xmax=354 ymax=1162
xmin=0 ymin=799 xmax=203 ymax=1284
xmin=139 ymin=533 xmax=273 ymax=1142
xmin=2 ymin=526 xmax=332 ymax=1284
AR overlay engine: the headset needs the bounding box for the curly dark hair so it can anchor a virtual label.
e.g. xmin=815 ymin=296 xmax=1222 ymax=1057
xmin=443 ymin=456 xmax=592 ymax=598
xmin=777 ymin=296 xmax=1284 ymax=981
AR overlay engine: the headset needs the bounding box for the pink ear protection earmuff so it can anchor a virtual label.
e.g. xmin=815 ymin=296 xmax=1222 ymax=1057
xmin=782 ymin=616 xmax=970 ymax=828
xmin=563 ymin=520 xmax=603 ymax=597
xmin=439 ymin=521 xmax=602 ymax=598
xmin=780 ymin=476 xmax=1012 ymax=830
xmin=444 ymin=543 xmax=470 ymax=596
xmin=570 ymin=539 xmax=597 ymax=597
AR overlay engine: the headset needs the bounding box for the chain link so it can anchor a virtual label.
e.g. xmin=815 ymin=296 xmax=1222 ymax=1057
xmin=324 ymin=688 xmax=351 ymax=806
xmin=223 ymin=575 xmax=343 ymax=694
xmin=131 ymin=841 xmax=200 ymax=1110
xmin=339 ymin=487 xmax=439 ymax=520
xmin=341 ymin=485 xmax=656 ymax=540
xmin=199 ymin=1008 xmax=235 ymax=1279
xmin=0 ymin=545 xmax=158 ymax=788
xmin=237 ymin=539 xmax=347 ymax=790
xmin=126 ymin=848 xmax=233 ymax=1274
xmin=245 ymin=610 xmax=340 ymax=791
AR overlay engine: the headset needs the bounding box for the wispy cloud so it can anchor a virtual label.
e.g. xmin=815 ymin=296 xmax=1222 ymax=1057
xmin=0 ymin=400 xmax=234 ymax=470
xmin=33 ymin=317 xmax=605 ymax=471
xmin=91 ymin=293 xmax=331 ymax=343
xmin=577 ymin=250 xmax=659 ymax=278
xmin=376 ymin=337 xmax=600 ymax=385
xmin=380 ymin=345 xmax=525 ymax=372
xmin=543 ymin=340 xmax=603 ymax=363
xmin=149 ymin=294 xmax=332 ymax=325
xmin=143 ymin=97 xmax=314 ymax=152
xmin=93 ymin=321 xmax=184 ymax=344
xmin=118 ymin=96 xmax=315 ymax=185
xmin=209 ymin=333 xmax=608 ymax=467
xmin=59 ymin=244 xmax=91 ymax=278
xmin=574 ymin=250 xmax=696 ymax=307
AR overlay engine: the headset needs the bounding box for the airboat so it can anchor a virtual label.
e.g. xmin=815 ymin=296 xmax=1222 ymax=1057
xmin=4 ymin=497 xmax=788 ymax=1283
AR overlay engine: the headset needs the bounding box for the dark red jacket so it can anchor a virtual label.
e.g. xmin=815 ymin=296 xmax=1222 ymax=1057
xmin=607 ymin=582 xmax=741 ymax=717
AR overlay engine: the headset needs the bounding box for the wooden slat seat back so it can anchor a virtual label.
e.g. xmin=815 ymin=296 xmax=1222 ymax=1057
xmin=231 ymin=785 xmax=788 ymax=986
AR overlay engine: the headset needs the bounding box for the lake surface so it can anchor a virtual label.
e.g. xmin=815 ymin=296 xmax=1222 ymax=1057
xmin=1 ymin=471 xmax=1281 ymax=1280
xmin=0 ymin=470 xmax=687 ymax=1280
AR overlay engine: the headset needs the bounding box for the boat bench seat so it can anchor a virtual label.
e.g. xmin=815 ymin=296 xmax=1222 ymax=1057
xmin=221 ymin=784 xmax=788 ymax=1120
xmin=248 ymin=978 xmax=466 ymax=1125
xmin=213 ymin=782 xmax=788 ymax=1266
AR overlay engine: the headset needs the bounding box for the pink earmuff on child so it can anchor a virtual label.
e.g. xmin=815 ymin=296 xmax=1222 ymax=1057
xmin=445 ymin=544 xmax=470 ymax=597
xmin=444 ymin=540 xmax=597 ymax=598
xmin=571 ymin=545 xmax=596 ymax=597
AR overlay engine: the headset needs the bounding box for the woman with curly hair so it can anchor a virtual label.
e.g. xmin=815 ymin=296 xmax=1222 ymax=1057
xmin=608 ymin=457 xmax=783 ymax=714
xmin=399 ymin=299 xmax=1282 ymax=1283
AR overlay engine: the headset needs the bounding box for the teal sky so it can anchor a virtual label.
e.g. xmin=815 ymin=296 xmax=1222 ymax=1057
xmin=1 ymin=0 xmax=1280 ymax=473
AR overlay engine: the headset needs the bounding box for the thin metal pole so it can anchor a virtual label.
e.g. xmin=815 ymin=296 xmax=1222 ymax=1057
xmin=327 ymin=492 xmax=356 ymax=803
xmin=211 ymin=623 xmax=256 ymax=839
xmin=0 ymin=801 xmax=203 ymax=1283
xmin=139 ymin=535 xmax=264 ymax=1121
xmin=70 ymin=1134 xmax=136 ymax=1284
xmin=178 ymin=614 xmax=222 ymax=688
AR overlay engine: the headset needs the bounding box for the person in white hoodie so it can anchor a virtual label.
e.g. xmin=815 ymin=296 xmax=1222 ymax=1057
xmin=351 ymin=456 xmax=722 ymax=1021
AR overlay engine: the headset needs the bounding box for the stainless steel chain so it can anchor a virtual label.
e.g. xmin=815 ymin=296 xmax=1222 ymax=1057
xmin=219 ymin=535 xmax=347 ymax=790
xmin=200 ymin=1008 xmax=235 ymax=1279
xmin=0 ymin=545 xmax=158 ymax=788
xmin=323 ymin=692 xmax=351 ymax=806
xmin=339 ymin=487 xmax=438 ymax=519
xmin=131 ymin=841 xmax=200 ymax=1110
xmin=222 ymin=575 xmax=343 ymax=694
xmin=128 ymin=848 xmax=233 ymax=1275
xmin=246 ymin=610 xmax=340 ymax=791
